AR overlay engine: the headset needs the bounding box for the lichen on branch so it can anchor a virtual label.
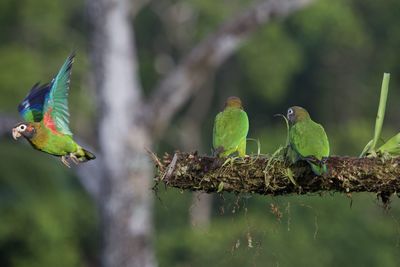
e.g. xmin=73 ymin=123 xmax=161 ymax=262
xmin=153 ymin=152 xmax=400 ymax=201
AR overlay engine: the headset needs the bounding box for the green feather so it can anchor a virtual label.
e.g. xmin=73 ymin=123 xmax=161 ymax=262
xmin=28 ymin=121 xmax=94 ymax=161
xmin=43 ymin=53 xmax=75 ymax=135
xmin=310 ymin=162 xmax=328 ymax=176
xmin=213 ymin=107 xmax=249 ymax=157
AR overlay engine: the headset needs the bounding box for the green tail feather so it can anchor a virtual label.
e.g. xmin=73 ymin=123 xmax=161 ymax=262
xmin=83 ymin=149 xmax=96 ymax=160
xmin=78 ymin=148 xmax=96 ymax=162
xmin=309 ymin=162 xmax=327 ymax=175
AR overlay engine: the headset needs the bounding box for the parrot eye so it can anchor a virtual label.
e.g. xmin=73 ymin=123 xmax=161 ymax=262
xmin=287 ymin=108 xmax=294 ymax=116
xmin=18 ymin=124 xmax=27 ymax=131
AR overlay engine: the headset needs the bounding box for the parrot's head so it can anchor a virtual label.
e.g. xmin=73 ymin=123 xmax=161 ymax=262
xmin=225 ymin=96 xmax=243 ymax=109
xmin=287 ymin=106 xmax=310 ymax=124
xmin=12 ymin=122 xmax=36 ymax=140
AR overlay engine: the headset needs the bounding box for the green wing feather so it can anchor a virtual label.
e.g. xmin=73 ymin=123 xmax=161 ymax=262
xmin=289 ymin=119 xmax=329 ymax=175
xmin=289 ymin=120 xmax=329 ymax=160
xmin=43 ymin=53 xmax=75 ymax=135
xmin=213 ymin=108 xmax=249 ymax=157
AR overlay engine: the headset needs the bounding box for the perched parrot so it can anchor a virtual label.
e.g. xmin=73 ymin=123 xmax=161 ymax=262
xmin=12 ymin=53 xmax=95 ymax=167
xmin=213 ymin=96 xmax=249 ymax=157
xmin=287 ymin=106 xmax=329 ymax=175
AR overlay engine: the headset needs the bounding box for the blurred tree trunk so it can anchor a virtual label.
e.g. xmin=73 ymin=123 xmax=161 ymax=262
xmin=87 ymin=0 xmax=155 ymax=267
xmin=190 ymin=192 xmax=213 ymax=228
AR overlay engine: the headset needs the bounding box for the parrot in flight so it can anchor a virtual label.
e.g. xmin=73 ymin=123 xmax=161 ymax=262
xmin=213 ymin=96 xmax=249 ymax=157
xmin=12 ymin=53 xmax=95 ymax=167
xmin=287 ymin=106 xmax=329 ymax=175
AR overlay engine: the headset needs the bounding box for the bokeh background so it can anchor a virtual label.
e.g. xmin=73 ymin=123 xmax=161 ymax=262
xmin=1 ymin=0 xmax=400 ymax=266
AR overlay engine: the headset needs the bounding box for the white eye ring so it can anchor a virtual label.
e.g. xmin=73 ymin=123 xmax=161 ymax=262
xmin=18 ymin=125 xmax=27 ymax=131
xmin=288 ymin=108 xmax=294 ymax=115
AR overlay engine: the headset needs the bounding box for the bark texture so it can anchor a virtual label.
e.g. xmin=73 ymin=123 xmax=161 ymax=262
xmin=87 ymin=0 xmax=155 ymax=266
xmin=155 ymin=152 xmax=400 ymax=201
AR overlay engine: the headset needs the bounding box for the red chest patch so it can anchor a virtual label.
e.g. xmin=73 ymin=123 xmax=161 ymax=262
xmin=43 ymin=109 xmax=59 ymax=134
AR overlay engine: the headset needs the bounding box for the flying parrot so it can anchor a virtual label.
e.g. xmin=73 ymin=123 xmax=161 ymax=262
xmin=213 ymin=96 xmax=249 ymax=157
xmin=287 ymin=106 xmax=329 ymax=175
xmin=12 ymin=53 xmax=95 ymax=167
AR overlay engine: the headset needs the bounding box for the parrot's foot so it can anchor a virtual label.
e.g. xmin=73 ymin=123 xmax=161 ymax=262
xmin=61 ymin=156 xmax=71 ymax=168
xmin=69 ymin=153 xmax=80 ymax=165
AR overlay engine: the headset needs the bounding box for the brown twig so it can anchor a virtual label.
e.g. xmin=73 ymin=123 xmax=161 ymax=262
xmin=161 ymin=153 xmax=178 ymax=181
xmin=145 ymin=147 xmax=165 ymax=171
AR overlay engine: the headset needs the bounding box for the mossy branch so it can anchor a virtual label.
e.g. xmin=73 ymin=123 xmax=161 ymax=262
xmin=153 ymin=152 xmax=400 ymax=202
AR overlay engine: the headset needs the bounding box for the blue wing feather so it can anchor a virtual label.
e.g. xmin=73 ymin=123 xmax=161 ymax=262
xmin=18 ymin=83 xmax=51 ymax=122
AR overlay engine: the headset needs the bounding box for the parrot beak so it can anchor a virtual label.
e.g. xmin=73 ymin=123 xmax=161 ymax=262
xmin=12 ymin=128 xmax=21 ymax=140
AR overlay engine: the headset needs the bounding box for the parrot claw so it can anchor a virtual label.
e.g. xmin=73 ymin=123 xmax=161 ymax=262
xmin=70 ymin=153 xmax=80 ymax=165
xmin=61 ymin=156 xmax=71 ymax=168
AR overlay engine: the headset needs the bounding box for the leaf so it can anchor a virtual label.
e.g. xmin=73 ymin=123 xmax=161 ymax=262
xmin=247 ymin=138 xmax=261 ymax=155
xmin=377 ymin=132 xmax=400 ymax=155
xmin=369 ymin=73 xmax=390 ymax=153
xmin=274 ymin=113 xmax=290 ymax=146
xmin=285 ymin=168 xmax=298 ymax=186
xmin=217 ymin=182 xmax=224 ymax=193
xmin=359 ymin=139 xmax=373 ymax=157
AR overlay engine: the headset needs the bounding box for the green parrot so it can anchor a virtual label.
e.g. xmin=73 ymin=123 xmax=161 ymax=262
xmin=287 ymin=106 xmax=329 ymax=175
xmin=213 ymin=96 xmax=249 ymax=157
xmin=12 ymin=53 xmax=95 ymax=167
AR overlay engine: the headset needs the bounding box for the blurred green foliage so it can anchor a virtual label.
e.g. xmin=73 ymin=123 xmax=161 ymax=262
xmin=1 ymin=0 xmax=400 ymax=266
xmin=155 ymin=190 xmax=400 ymax=267
xmin=0 ymin=141 xmax=97 ymax=266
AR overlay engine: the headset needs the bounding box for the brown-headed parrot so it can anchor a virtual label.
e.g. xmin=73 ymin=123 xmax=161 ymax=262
xmin=12 ymin=53 xmax=95 ymax=167
xmin=213 ymin=96 xmax=249 ymax=157
xmin=287 ymin=106 xmax=329 ymax=175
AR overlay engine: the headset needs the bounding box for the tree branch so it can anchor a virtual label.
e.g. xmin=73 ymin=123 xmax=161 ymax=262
xmin=154 ymin=152 xmax=400 ymax=200
xmin=145 ymin=0 xmax=313 ymax=137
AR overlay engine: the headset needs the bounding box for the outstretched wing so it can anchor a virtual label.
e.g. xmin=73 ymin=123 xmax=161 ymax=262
xmin=42 ymin=53 xmax=75 ymax=136
xmin=18 ymin=83 xmax=51 ymax=122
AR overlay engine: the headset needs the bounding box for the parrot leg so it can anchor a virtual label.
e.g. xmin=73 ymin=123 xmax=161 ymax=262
xmin=61 ymin=156 xmax=71 ymax=168
xmin=69 ymin=153 xmax=80 ymax=165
